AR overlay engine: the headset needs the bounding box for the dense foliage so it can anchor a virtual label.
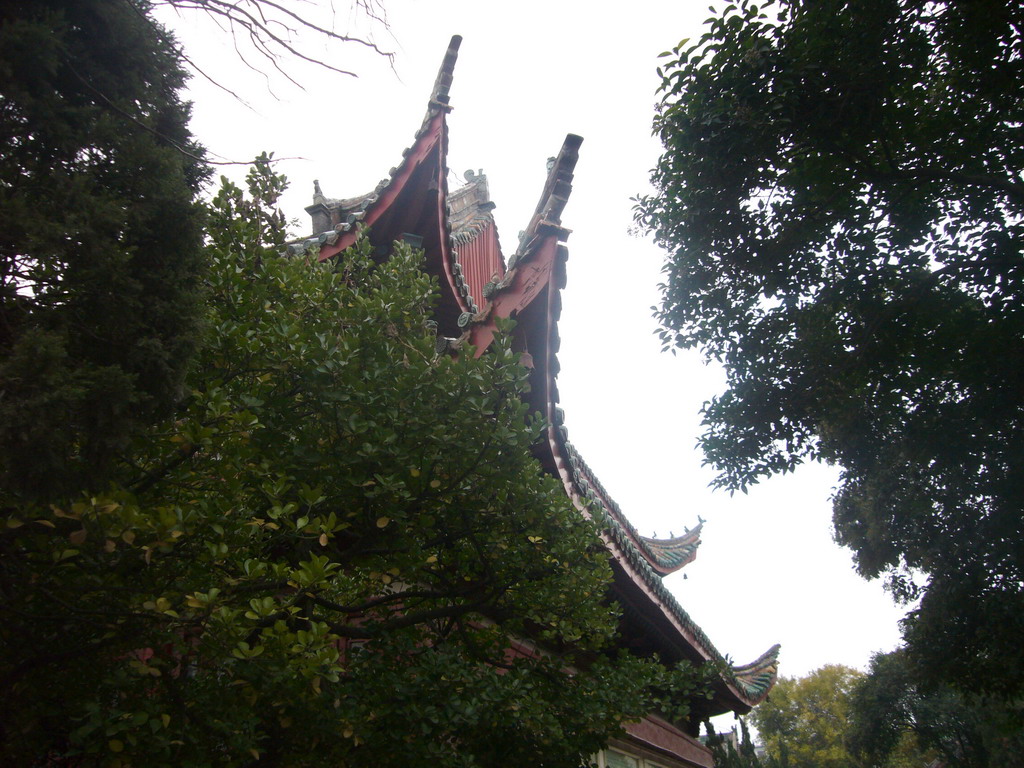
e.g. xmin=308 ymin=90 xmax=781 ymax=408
xmin=0 ymin=0 xmax=209 ymax=501
xmin=637 ymin=0 xmax=1024 ymax=695
xmin=0 ymin=161 xmax=705 ymax=766
xmin=704 ymin=718 xmax=769 ymax=768
xmin=735 ymin=655 xmax=1023 ymax=768
xmin=847 ymin=650 xmax=1024 ymax=768
xmin=749 ymin=665 xmax=863 ymax=768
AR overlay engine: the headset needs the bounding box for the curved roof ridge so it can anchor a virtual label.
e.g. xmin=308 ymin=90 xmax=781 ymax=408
xmin=730 ymin=643 xmax=781 ymax=701
xmin=455 ymin=134 xmax=581 ymax=355
xmin=561 ymin=437 xmax=699 ymax=575
xmin=430 ymin=35 xmax=461 ymax=106
xmin=557 ymin=434 xmax=778 ymax=709
xmin=639 ymin=525 xmax=703 ymax=573
xmin=290 ymin=36 xmax=463 ymax=261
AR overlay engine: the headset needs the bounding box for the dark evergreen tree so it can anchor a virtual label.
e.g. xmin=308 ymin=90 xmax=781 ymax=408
xmin=0 ymin=0 xmax=208 ymax=502
xmin=705 ymin=718 xmax=771 ymax=768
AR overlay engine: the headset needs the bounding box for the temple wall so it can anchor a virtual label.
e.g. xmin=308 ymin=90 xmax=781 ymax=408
xmin=601 ymin=715 xmax=714 ymax=768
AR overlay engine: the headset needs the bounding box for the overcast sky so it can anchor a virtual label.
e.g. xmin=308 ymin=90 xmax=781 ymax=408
xmin=159 ymin=0 xmax=907 ymax=692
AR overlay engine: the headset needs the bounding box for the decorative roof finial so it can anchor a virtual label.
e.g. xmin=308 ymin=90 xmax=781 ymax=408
xmin=431 ymin=35 xmax=462 ymax=106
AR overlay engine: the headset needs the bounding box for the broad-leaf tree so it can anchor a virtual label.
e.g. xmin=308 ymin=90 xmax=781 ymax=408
xmin=750 ymin=665 xmax=863 ymax=768
xmin=847 ymin=650 xmax=1024 ymax=768
xmin=637 ymin=0 xmax=1024 ymax=696
xmin=0 ymin=160 xmax=706 ymax=766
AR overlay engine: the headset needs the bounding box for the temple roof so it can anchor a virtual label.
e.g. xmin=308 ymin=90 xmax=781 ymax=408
xmin=292 ymin=34 xmax=779 ymax=718
xmin=556 ymin=421 xmax=779 ymax=713
xmin=564 ymin=436 xmax=704 ymax=576
xmin=446 ymin=172 xmax=503 ymax=310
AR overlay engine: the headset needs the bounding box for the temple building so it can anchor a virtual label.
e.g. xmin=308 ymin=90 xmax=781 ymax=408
xmin=290 ymin=36 xmax=779 ymax=768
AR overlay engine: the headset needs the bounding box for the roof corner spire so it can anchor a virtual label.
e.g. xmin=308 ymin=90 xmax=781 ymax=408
xmin=431 ymin=35 xmax=463 ymax=106
xmin=526 ymin=133 xmax=583 ymax=238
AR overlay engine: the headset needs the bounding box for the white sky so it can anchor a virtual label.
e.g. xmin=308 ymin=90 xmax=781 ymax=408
xmin=159 ymin=0 xmax=906 ymax=693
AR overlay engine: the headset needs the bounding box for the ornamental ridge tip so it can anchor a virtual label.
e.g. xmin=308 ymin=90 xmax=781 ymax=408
xmin=431 ymin=35 xmax=463 ymax=105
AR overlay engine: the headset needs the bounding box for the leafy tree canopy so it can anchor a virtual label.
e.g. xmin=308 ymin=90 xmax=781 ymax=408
xmin=0 ymin=0 xmax=209 ymax=501
xmin=847 ymin=649 xmax=1024 ymax=768
xmin=0 ymin=160 xmax=708 ymax=766
xmin=749 ymin=665 xmax=863 ymax=768
xmin=636 ymin=0 xmax=1024 ymax=696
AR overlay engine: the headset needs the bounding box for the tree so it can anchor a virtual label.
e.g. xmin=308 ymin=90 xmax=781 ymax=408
xmin=705 ymin=717 xmax=771 ymax=768
xmin=0 ymin=160 xmax=706 ymax=766
xmin=749 ymin=665 xmax=863 ymax=768
xmin=0 ymin=0 xmax=394 ymax=507
xmin=636 ymin=0 xmax=1024 ymax=696
xmin=847 ymin=649 xmax=1024 ymax=768
xmin=0 ymin=0 xmax=209 ymax=502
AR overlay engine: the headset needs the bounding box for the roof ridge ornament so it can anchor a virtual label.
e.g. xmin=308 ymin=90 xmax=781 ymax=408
xmin=533 ymin=134 xmax=582 ymax=224
xmin=730 ymin=643 xmax=782 ymax=700
xmin=430 ymin=35 xmax=462 ymax=107
xmin=639 ymin=524 xmax=703 ymax=573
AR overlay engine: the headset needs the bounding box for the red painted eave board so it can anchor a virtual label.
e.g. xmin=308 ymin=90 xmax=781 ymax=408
xmin=316 ymin=112 xmax=445 ymax=263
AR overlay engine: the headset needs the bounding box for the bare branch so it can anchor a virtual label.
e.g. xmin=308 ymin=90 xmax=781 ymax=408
xmin=127 ymin=0 xmax=258 ymax=108
xmin=146 ymin=0 xmax=395 ymax=84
